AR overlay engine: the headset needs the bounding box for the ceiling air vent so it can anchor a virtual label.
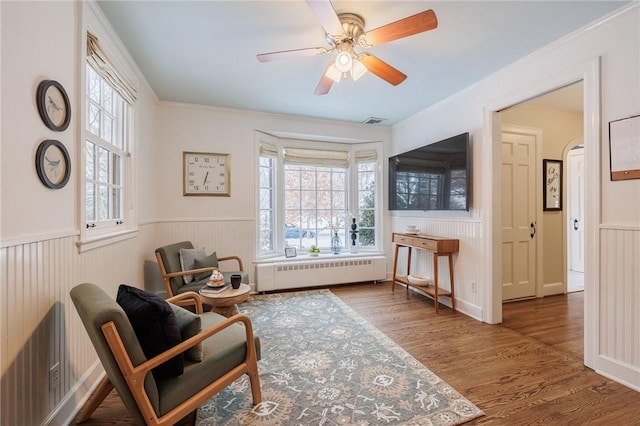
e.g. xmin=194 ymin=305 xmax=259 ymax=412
xmin=361 ymin=117 xmax=386 ymax=125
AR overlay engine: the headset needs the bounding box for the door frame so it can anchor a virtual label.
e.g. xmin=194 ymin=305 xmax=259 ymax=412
xmin=501 ymin=124 xmax=543 ymax=300
xmin=481 ymin=57 xmax=601 ymax=370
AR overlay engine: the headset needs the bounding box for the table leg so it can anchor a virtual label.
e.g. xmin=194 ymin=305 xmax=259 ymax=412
xmin=433 ymin=253 xmax=439 ymax=314
xmin=392 ymin=244 xmax=400 ymax=292
xmin=448 ymin=253 xmax=456 ymax=311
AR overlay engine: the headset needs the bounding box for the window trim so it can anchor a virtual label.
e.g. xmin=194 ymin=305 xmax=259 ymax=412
xmin=80 ymin=11 xmax=138 ymax=251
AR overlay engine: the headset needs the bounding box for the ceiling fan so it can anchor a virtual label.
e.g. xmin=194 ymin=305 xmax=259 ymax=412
xmin=256 ymin=0 xmax=438 ymax=95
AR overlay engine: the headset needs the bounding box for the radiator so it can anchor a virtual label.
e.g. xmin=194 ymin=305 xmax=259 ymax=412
xmin=256 ymin=255 xmax=387 ymax=292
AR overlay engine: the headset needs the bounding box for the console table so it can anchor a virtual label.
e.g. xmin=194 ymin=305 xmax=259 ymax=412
xmin=392 ymin=233 xmax=459 ymax=313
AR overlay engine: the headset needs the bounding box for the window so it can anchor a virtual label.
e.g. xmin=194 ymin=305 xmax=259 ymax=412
xmin=257 ymin=137 xmax=381 ymax=257
xmin=81 ymin=31 xmax=137 ymax=247
xmin=85 ymin=64 xmax=126 ymax=227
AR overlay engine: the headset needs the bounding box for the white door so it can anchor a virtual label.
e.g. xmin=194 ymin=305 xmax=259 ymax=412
xmin=568 ymin=147 xmax=585 ymax=273
xmin=502 ymin=130 xmax=537 ymax=301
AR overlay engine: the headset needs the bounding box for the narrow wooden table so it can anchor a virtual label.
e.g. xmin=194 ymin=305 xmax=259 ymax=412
xmin=199 ymin=283 xmax=250 ymax=317
xmin=392 ymin=233 xmax=459 ymax=313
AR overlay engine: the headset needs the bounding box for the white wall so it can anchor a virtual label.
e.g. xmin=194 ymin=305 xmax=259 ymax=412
xmin=392 ymin=4 xmax=640 ymax=390
xmin=1 ymin=1 xmax=78 ymax=241
xmin=154 ymin=103 xmax=391 ymax=221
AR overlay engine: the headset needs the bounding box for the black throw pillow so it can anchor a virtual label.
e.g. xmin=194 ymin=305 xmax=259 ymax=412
xmin=116 ymin=284 xmax=183 ymax=380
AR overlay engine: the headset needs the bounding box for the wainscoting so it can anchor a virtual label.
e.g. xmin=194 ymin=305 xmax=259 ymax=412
xmin=0 ymin=218 xmax=255 ymax=425
xmin=0 ymin=233 xmax=144 ymax=425
xmin=599 ymin=225 xmax=640 ymax=388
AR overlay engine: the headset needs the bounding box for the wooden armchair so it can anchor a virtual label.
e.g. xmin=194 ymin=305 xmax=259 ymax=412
xmin=155 ymin=241 xmax=249 ymax=298
xmin=70 ymin=283 xmax=261 ymax=425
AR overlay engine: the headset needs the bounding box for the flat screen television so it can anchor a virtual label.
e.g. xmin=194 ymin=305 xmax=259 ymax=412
xmin=389 ymin=132 xmax=471 ymax=211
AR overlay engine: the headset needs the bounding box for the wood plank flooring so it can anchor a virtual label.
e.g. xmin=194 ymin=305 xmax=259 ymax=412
xmin=73 ymin=282 xmax=640 ymax=425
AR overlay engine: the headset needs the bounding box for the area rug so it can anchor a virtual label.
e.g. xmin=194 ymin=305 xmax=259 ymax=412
xmin=196 ymin=289 xmax=483 ymax=425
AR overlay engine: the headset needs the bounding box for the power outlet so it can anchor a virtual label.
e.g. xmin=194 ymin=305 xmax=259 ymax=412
xmin=470 ymin=282 xmax=477 ymax=293
xmin=49 ymin=362 xmax=60 ymax=391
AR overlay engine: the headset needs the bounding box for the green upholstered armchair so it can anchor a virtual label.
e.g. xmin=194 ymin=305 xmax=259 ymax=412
xmin=155 ymin=241 xmax=249 ymax=298
xmin=70 ymin=283 xmax=261 ymax=425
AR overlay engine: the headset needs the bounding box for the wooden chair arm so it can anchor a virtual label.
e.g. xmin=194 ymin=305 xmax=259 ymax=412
xmin=218 ymin=255 xmax=244 ymax=271
xmin=101 ymin=314 xmax=257 ymax=425
xmin=163 ymin=266 xmax=219 ymax=279
xmin=167 ymin=291 xmax=204 ymax=314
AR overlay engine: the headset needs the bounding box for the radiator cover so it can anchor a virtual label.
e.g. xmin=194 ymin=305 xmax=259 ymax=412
xmin=256 ymin=256 xmax=387 ymax=291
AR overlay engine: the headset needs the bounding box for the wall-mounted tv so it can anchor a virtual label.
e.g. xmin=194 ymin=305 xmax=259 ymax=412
xmin=389 ymin=132 xmax=471 ymax=211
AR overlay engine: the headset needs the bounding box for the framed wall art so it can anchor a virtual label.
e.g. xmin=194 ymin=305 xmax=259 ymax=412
xmin=284 ymin=247 xmax=297 ymax=258
xmin=36 ymin=80 xmax=71 ymax=131
xmin=543 ymin=159 xmax=562 ymax=211
xmin=609 ymin=114 xmax=640 ymax=181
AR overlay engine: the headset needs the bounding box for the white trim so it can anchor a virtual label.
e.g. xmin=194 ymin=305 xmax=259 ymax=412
xmin=0 ymin=229 xmax=79 ymax=248
xmin=596 ymin=356 xmax=640 ymax=392
xmin=483 ymin=58 xmax=601 ymax=370
xmin=599 ymin=224 xmax=640 ymax=231
xmin=542 ymin=281 xmax=565 ymax=296
xmin=76 ymin=228 xmax=138 ymax=253
xmin=43 ymin=361 xmax=104 ymax=426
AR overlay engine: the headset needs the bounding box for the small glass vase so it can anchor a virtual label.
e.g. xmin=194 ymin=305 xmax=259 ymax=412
xmin=331 ymin=232 xmax=342 ymax=254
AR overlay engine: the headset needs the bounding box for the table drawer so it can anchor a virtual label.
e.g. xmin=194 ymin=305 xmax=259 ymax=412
xmin=393 ymin=234 xmax=414 ymax=245
xmin=414 ymin=238 xmax=438 ymax=251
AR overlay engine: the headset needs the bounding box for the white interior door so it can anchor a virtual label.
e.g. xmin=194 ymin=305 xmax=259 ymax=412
xmin=502 ymin=130 xmax=537 ymax=301
xmin=568 ymin=147 xmax=585 ymax=273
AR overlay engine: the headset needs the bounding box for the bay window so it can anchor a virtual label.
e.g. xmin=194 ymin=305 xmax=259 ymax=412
xmin=257 ymin=136 xmax=381 ymax=257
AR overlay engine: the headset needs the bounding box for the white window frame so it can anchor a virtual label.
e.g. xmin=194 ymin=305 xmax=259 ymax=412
xmin=79 ymin=11 xmax=137 ymax=252
xmin=256 ymin=133 xmax=383 ymax=259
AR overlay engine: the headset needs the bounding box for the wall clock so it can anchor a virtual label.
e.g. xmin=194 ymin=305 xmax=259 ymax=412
xmin=36 ymin=80 xmax=71 ymax=131
xmin=183 ymin=151 xmax=231 ymax=196
xmin=36 ymin=139 xmax=71 ymax=189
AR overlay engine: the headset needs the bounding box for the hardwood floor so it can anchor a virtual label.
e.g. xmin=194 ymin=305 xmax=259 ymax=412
xmin=73 ymin=283 xmax=640 ymax=425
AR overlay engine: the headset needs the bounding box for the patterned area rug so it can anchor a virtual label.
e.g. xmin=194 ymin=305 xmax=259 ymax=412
xmin=196 ymin=289 xmax=483 ymax=425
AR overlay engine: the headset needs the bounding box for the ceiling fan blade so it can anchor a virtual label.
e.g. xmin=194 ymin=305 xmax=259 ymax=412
xmin=314 ymin=70 xmax=335 ymax=95
xmin=359 ymin=53 xmax=407 ymax=86
xmin=358 ymin=9 xmax=437 ymax=47
xmin=306 ymin=0 xmax=345 ymax=38
xmin=257 ymin=47 xmax=328 ymax=62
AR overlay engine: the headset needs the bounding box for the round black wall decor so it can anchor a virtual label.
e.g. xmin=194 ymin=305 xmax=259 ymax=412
xmin=36 ymin=80 xmax=71 ymax=131
xmin=35 ymin=139 xmax=71 ymax=189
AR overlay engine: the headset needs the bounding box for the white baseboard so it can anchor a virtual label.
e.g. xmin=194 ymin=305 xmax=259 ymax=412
xmin=44 ymin=361 xmax=105 ymax=426
xmin=542 ymin=281 xmax=564 ymax=296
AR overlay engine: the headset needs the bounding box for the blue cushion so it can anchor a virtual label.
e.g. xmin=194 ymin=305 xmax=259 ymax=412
xmin=116 ymin=285 xmax=183 ymax=380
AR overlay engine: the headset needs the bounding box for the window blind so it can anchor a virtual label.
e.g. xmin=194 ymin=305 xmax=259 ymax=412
xmin=283 ymin=147 xmax=349 ymax=168
xmin=355 ymin=149 xmax=377 ymax=163
xmin=87 ymin=32 xmax=137 ymax=105
xmin=259 ymin=141 xmax=278 ymax=157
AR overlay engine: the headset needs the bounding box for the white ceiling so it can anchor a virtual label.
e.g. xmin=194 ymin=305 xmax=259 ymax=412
xmin=97 ymin=1 xmax=627 ymax=125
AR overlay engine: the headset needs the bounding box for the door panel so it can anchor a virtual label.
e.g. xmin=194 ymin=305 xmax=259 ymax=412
xmin=502 ymin=131 xmax=536 ymax=300
xmin=568 ymin=147 xmax=585 ymax=273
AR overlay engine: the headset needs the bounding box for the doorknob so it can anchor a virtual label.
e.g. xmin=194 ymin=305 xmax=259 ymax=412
xmin=573 ymin=218 xmax=579 ymax=231
xmin=530 ymin=221 xmax=536 ymax=239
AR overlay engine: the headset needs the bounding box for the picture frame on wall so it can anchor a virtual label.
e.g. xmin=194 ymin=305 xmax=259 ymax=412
xmin=543 ymin=159 xmax=563 ymax=211
xmin=609 ymin=114 xmax=640 ymax=181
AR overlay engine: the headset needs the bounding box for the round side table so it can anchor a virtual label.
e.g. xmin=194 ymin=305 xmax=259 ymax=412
xmin=199 ymin=283 xmax=250 ymax=317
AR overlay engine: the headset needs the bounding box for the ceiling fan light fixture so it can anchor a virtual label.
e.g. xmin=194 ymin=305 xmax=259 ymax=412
xmin=350 ymin=57 xmax=367 ymax=81
xmin=335 ymin=50 xmax=352 ymax=73
xmin=324 ymin=62 xmax=343 ymax=83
